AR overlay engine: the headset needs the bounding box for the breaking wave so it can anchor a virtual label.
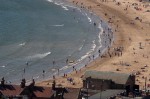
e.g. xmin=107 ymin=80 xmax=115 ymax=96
xmin=19 ymin=42 xmax=26 ymax=46
xmin=51 ymin=24 xmax=64 ymax=27
xmin=27 ymin=52 xmax=51 ymax=59
xmin=0 ymin=65 xmax=5 ymax=68
xmin=47 ymin=0 xmax=53 ymax=3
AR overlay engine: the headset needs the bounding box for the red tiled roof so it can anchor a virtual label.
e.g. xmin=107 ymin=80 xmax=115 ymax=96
xmin=0 ymin=84 xmax=23 ymax=96
xmin=64 ymin=88 xmax=80 ymax=99
xmin=32 ymin=86 xmax=54 ymax=98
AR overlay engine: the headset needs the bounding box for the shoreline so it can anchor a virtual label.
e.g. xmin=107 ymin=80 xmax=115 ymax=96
xmin=37 ymin=0 xmax=150 ymax=89
xmin=0 ymin=0 xmax=113 ymax=85
xmin=34 ymin=0 xmax=113 ymax=85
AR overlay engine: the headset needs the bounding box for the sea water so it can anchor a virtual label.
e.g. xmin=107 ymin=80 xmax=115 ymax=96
xmin=0 ymin=0 xmax=112 ymax=83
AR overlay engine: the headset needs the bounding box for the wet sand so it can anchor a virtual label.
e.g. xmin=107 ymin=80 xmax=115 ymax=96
xmin=37 ymin=0 xmax=150 ymax=89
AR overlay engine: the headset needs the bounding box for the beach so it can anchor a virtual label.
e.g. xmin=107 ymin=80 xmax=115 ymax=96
xmin=37 ymin=0 xmax=150 ymax=90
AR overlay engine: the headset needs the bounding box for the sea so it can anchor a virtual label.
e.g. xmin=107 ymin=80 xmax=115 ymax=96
xmin=0 ymin=0 xmax=112 ymax=84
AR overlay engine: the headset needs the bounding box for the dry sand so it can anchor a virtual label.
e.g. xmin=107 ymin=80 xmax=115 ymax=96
xmin=37 ymin=0 xmax=150 ymax=90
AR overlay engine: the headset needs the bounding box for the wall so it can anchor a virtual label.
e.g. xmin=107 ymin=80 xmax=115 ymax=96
xmin=83 ymin=79 xmax=112 ymax=90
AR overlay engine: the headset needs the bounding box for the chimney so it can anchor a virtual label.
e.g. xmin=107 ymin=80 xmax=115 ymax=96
xmin=1 ymin=77 xmax=5 ymax=86
xmin=52 ymin=80 xmax=56 ymax=90
xmin=20 ymin=79 xmax=26 ymax=88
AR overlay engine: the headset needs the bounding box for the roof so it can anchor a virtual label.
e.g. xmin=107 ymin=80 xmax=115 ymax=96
xmin=89 ymin=89 xmax=125 ymax=99
xmin=22 ymin=86 xmax=54 ymax=98
xmin=83 ymin=70 xmax=132 ymax=84
xmin=0 ymin=84 xmax=23 ymax=96
xmin=64 ymin=88 xmax=80 ymax=99
xmin=143 ymin=96 xmax=150 ymax=99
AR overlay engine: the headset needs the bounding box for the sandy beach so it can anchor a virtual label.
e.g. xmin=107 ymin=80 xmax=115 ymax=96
xmin=37 ymin=0 xmax=150 ymax=90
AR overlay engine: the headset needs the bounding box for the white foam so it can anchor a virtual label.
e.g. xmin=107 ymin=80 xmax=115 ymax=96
xmin=78 ymin=40 xmax=85 ymax=51
xmin=77 ymin=40 xmax=96 ymax=62
xmin=0 ymin=65 xmax=5 ymax=68
xmin=78 ymin=54 xmax=89 ymax=62
xmin=27 ymin=52 xmax=51 ymax=59
xmin=98 ymin=23 xmax=103 ymax=48
xmin=77 ymin=50 xmax=91 ymax=62
xmin=91 ymin=40 xmax=96 ymax=51
xmin=52 ymin=68 xmax=56 ymax=71
xmin=61 ymin=5 xmax=69 ymax=11
xmin=85 ymin=13 xmax=92 ymax=23
xmin=36 ymin=76 xmax=39 ymax=79
xmin=66 ymin=5 xmax=78 ymax=9
xmin=51 ymin=24 xmax=64 ymax=27
xmin=47 ymin=0 xmax=53 ymax=3
xmin=19 ymin=42 xmax=26 ymax=46
xmin=54 ymin=44 xmax=97 ymax=71
xmin=78 ymin=45 xmax=83 ymax=51
xmin=54 ymin=2 xmax=61 ymax=5
xmin=60 ymin=65 xmax=69 ymax=70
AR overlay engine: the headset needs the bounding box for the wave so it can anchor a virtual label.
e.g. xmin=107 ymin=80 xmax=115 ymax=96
xmin=78 ymin=54 xmax=89 ymax=62
xmin=77 ymin=40 xmax=96 ymax=62
xmin=51 ymin=24 xmax=64 ymax=27
xmin=98 ymin=23 xmax=103 ymax=34
xmin=27 ymin=52 xmax=51 ymax=59
xmin=52 ymin=68 xmax=57 ymax=71
xmin=19 ymin=42 xmax=26 ymax=46
xmin=47 ymin=0 xmax=69 ymax=11
xmin=98 ymin=23 xmax=103 ymax=48
xmin=54 ymin=2 xmax=61 ymax=5
xmin=78 ymin=45 xmax=83 ymax=51
xmin=60 ymin=65 xmax=69 ymax=70
xmin=47 ymin=0 xmax=53 ymax=3
xmin=85 ymin=13 xmax=92 ymax=23
xmin=91 ymin=40 xmax=96 ymax=51
xmin=61 ymin=5 xmax=69 ymax=11
xmin=0 ymin=65 xmax=5 ymax=68
xmin=78 ymin=40 xmax=85 ymax=51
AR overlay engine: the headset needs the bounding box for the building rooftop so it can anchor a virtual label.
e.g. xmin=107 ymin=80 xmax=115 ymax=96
xmin=83 ymin=70 xmax=133 ymax=84
xmin=0 ymin=84 xmax=24 ymax=96
xmin=29 ymin=86 xmax=54 ymax=98
xmin=89 ymin=89 xmax=125 ymax=99
xmin=64 ymin=88 xmax=80 ymax=99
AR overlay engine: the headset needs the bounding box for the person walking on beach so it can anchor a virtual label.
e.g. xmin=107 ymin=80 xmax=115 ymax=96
xmin=52 ymin=59 xmax=56 ymax=69
xmin=26 ymin=62 xmax=29 ymax=66
xmin=98 ymin=49 xmax=101 ymax=56
xmin=88 ymin=56 xmax=91 ymax=61
xmin=94 ymin=22 xmax=96 ymax=26
xmin=42 ymin=70 xmax=45 ymax=78
xmin=53 ymin=60 xmax=55 ymax=66
xmin=66 ymin=58 xmax=68 ymax=64
xmin=73 ymin=66 xmax=75 ymax=71
xmin=23 ymin=68 xmax=25 ymax=74
xmin=57 ymin=69 xmax=59 ymax=75
xmin=93 ymin=55 xmax=95 ymax=60
xmin=53 ymin=75 xmax=55 ymax=79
